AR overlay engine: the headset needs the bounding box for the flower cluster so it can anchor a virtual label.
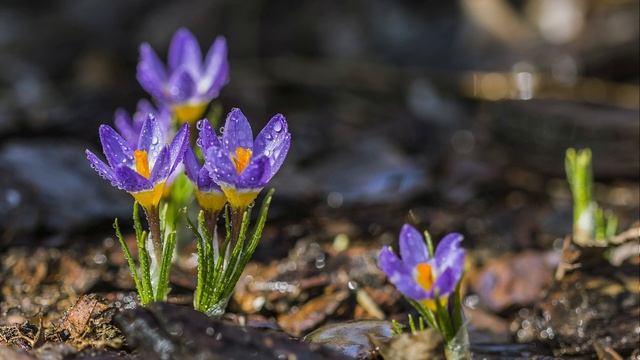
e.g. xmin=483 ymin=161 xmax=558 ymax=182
xmin=85 ymin=27 xmax=290 ymax=310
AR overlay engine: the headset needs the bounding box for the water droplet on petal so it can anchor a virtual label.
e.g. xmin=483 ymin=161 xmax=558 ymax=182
xmin=219 ymin=127 xmax=225 ymax=133
xmin=196 ymin=121 xmax=204 ymax=130
xmin=273 ymin=121 xmax=283 ymax=132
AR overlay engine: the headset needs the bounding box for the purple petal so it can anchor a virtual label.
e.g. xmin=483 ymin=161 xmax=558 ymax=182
xmin=168 ymin=124 xmax=189 ymax=174
xmin=134 ymin=99 xmax=158 ymax=124
xmin=434 ymin=233 xmax=464 ymax=270
xmin=399 ymin=224 xmax=429 ymax=268
xmin=198 ymin=166 xmax=220 ymax=192
xmin=137 ymin=43 xmax=168 ymax=101
xmin=137 ymin=114 xmax=164 ymax=161
xmin=433 ymin=267 xmax=461 ymax=297
xmin=99 ymin=125 xmax=133 ymax=168
xmin=113 ymin=108 xmax=137 ymax=147
xmin=222 ymin=108 xmax=253 ymax=153
xmin=167 ymin=67 xmax=197 ymax=103
xmin=168 ymin=28 xmax=202 ymax=74
xmin=183 ymin=146 xmax=200 ymax=184
xmin=201 ymin=36 xmax=229 ymax=97
xmin=114 ymin=166 xmax=152 ymax=192
xmin=236 ymin=156 xmax=270 ymax=189
xmin=204 ymin=144 xmax=236 ymax=185
xmin=253 ymin=114 xmax=291 ymax=177
xmin=150 ymin=147 xmax=171 ymax=183
xmin=86 ymin=150 xmax=117 ymax=185
xmin=378 ymin=247 xmax=427 ymax=300
xmin=198 ymin=119 xmax=220 ymax=150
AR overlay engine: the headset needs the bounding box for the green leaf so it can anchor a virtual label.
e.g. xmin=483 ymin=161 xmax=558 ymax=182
xmin=451 ymin=281 xmax=464 ymax=333
xmin=185 ymin=210 xmax=207 ymax=310
xmin=434 ymin=294 xmax=454 ymax=342
xmin=408 ymin=314 xmax=416 ymax=334
xmin=424 ymin=230 xmax=434 ymax=258
xmin=133 ymin=202 xmax=143 ymax=240
xmin=114 ymin=218 xmax=146 ymax=304
xmin=156 ymin=231 xmax=176 ymax=301
xmin=407 ymin=298 xmax=438 ymax=332
xmin=222 ymin=189 xmax=274 ymax=302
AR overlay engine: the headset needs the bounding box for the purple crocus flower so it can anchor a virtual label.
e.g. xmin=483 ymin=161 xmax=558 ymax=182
xmin=86 ymin=115 xmax=189 ymax=210
xmin=137 ymin=27 xmax=229 ymax=124
xmin=204 ymin=108 xmax=291 ymax=209
xmin=183 ymin=119 xmax=226 ymax=213
xmin=114 ymin=99 xmax=172 ymax=148
xmin=378 ymin=224 xmax=465 ymax=309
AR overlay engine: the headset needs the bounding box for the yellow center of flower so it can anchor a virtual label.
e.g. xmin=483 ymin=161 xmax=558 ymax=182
xmin=172 ymin=102 xmax=209 ymax=124
xmin=132 ymin=182 xmax=165 ymax=210
xmin=134 ymin=150 xmax=151 ymax=179
xmin=195 ymin=190 xmax=227 ymax=212
xmin=220 ymin=185 xmax=260 ymax=209
xmin=232 ymin=147 xmax=252 ymax=174
xmin=415 ymin=263 xmax=435 ymax=291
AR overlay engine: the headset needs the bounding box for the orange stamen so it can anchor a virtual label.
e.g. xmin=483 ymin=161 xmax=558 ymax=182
xmin=415 ymin=263 xmax=434 ymax=291
xmin=134 ymin=150 xmax=151 ymax=179
xmin=232 ymin=147 xmax=252 ymax=174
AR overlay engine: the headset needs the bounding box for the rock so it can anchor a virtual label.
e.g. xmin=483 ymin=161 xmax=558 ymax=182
xmin=472 ymin=251 xmax=559 ymax=312
xmin=0 ymin=140 xmax=130 ymax=242
xmin=115 ymin=302 xmax=349 ymax=360
xmin=304 ymin=320 xmax=393 ymax=359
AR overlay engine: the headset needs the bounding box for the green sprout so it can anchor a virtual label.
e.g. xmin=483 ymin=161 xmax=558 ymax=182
xmin=565 ymin=148 xmax=618 ymax=245
xmin=391 ymin=314 xmax=427 ymax=336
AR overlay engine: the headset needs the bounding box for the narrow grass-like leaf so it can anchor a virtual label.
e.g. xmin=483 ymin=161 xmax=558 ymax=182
xmin=424 ymin=230 xmax=434 ymax=258
xmin=222 ymin=190 xmax=274 ymax=302
xmin=408 ymin=314 xmax=416 ymax=334
xmin=185 ymin=210 xmax=206 ymax=310
xmin=391 ymin=320 xmax=403 ymax=336
xmin=137 ymin=229 xmax=153 ymax=303
xmin=156 ymin=231 xmax=176 ymax=301
xmin=133 ymin=202 xmax=143 ymax=241
xmin=451 ymin=281 xmax=464 ymax=332
xmin=114 ymin=219 xmax=146 ymax=304
xmin=434 ymin=294 xmax=454 ymax=341
xmin=408 ymin=298 xmax=438 ymax=332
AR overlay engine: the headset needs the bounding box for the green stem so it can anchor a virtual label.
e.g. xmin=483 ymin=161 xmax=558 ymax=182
xmin=145 ymin=206 xmax=163 ymax=265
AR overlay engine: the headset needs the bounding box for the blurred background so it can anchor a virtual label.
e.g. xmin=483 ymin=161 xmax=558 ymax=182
xmin=0 ymin=0 xmax=638 ymax=250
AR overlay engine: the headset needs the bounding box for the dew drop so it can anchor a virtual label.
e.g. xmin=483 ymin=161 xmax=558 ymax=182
xmin=151 ymin=136 xmax=159 ymax=145
xmin=219 ymin=126 xmax=225 ymax=133
xmin=196 ymin=121 xmax=204 ymax=130
xmin=273 ymin=121 xmax=283 ymax=132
